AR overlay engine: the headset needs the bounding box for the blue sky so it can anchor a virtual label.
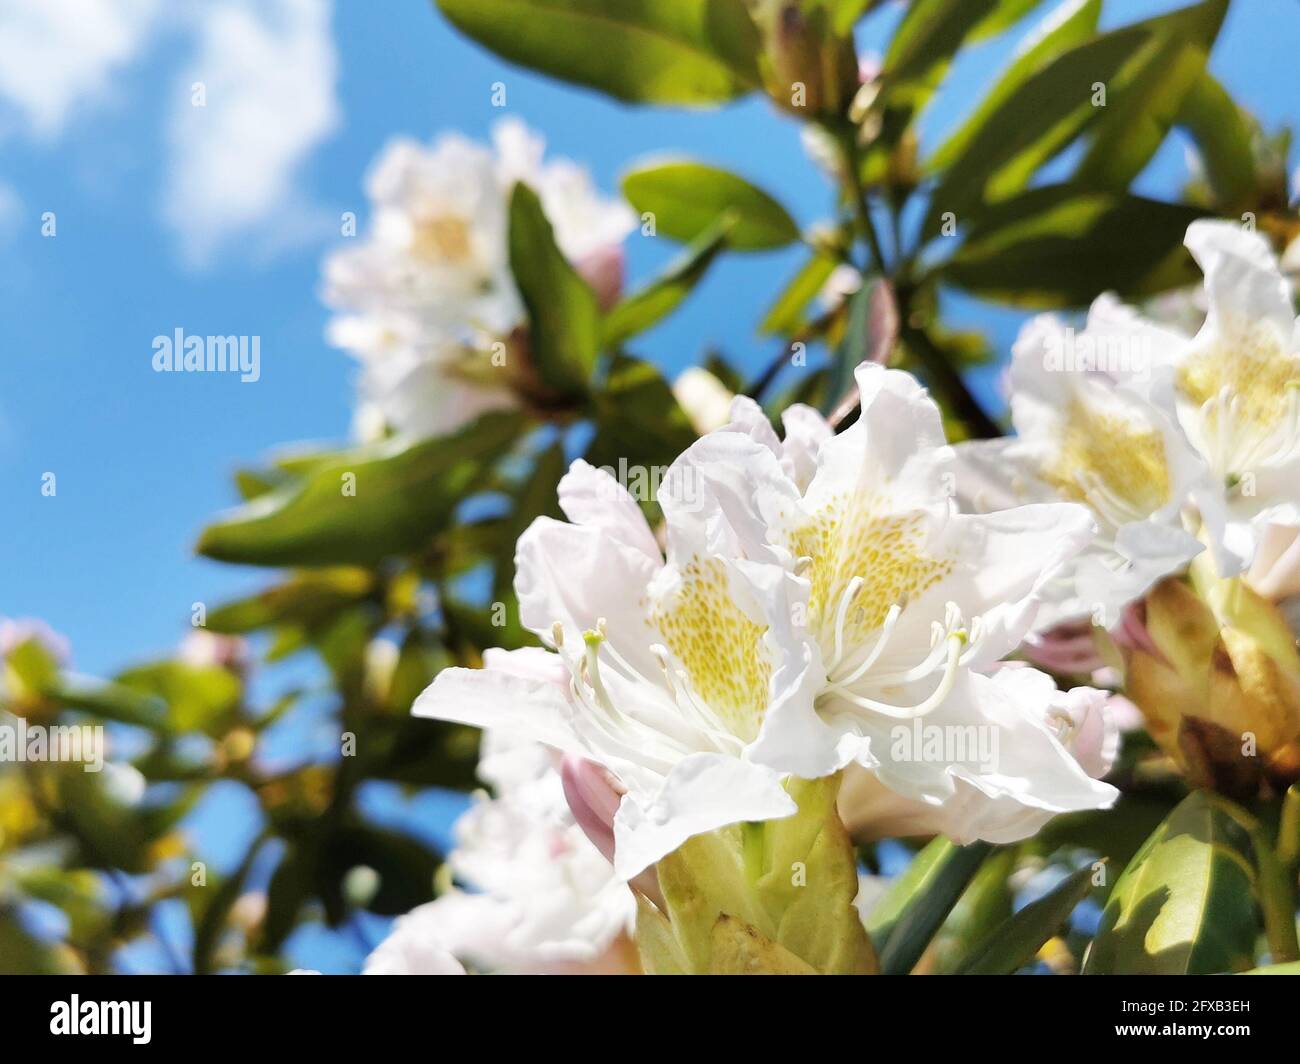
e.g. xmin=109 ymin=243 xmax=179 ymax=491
xmin=2 ymin=0 xmax=1297 ymax=679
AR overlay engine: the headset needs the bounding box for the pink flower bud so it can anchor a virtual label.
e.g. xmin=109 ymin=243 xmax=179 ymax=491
xmin=560 ymin=755 xmax=663 ymax=905
xmin=1021 ymin=619 xmax=1106 ymax=675
xmin=575 ymin=245 xmax=625 ymax=312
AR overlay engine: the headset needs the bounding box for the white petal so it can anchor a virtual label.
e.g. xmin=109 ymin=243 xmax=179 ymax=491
xmin=839 ymin=668 xmax=1117 ymax=845
xmin=779 ymin=403 xmax=832 ymax=493
xmin=611 ymin=752 xmax=797 ymax=879
xmin=555 ymin=459 xmax=662 ymax=562
xmin=1185 ymin=219 xmax=1295 ymax=337
xmin=515 ymin=515 xmax=662 ymax=678
xmin=412 ymin=662 xmax=580 ymax=757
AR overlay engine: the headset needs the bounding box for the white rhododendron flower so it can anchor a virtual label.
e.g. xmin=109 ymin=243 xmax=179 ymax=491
xmin=416 ymin=462 xmax=815 ymax=878
xmin=702 ymin=367 xmax=1117 ymax=833
xmin=1138 ymin=221 xmax=1300 ymax=574
xmin=365 ymin=722 xmax=636 ymax=975
xmin=322 ymin=117 xmax=634 ymax=438
xmin=953 ymin=297 xmax=1207 ymax=631
xmin=417 ymin=363 xmax=1117 ymax=869
xmin=960 ymin=222 xmax=1300 ymax=632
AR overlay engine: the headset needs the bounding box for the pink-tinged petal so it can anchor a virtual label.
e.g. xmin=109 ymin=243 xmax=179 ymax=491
xmin=1021 ymin=620 xmax=1106 ymax=675
xmin=560 ymin=755 xmax=621 ymax=865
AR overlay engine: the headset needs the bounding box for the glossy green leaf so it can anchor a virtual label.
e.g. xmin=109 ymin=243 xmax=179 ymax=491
xmin=1073 ymin=0 xmax=1228 ymax=191
xmin=927 ymin=0 xmax=1101 ymax=174
xmin=197 ymin=412 xmax=524 ymax=568
xmin=622 ymin=161 xmax=799 ymax=251
xmin=867 ymin=837 xmax=993 ymax=974
xmin=603 ymin=216 xmax=733 ymax=346
xmin=959 ymin=862 xmax=1099 ymax=974
xmin=883 ymin=0 xmax=1000 ymax=101
xmin=923 ymin=23 xmax=1152 ymax=238
xmin=436 ymin=0 xmax=762 ymax=106
xmin=508 ymin=182 xmax=601 ymax=393
xmin=936 ymin=185 xmax=1205 ymax=307
xmin=1083 ymin=791 xmax=1260 ymax=975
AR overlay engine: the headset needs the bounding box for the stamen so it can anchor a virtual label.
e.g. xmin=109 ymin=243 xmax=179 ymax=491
xmin=833 ymin=603 xmax=903 ymax=687
xmin=829 ymin=576 xmax=865 ymax=670
xmin=825 ymin=632 xmax=965 ymax=720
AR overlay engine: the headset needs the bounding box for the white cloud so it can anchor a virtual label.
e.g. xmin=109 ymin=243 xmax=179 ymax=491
xmin=162 ymin=0 xmax=339 ymax=267
xmin=0 ymin=0 xmax=162 ymax=139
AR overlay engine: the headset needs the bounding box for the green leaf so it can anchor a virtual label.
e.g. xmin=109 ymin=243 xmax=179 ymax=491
xmin=196 ymin=412 xmax=524 ymax=567
xmin=1073 ymin=0 xmax=1228 ymax=191
xmin=927 ymin=0 xmax=1101 ymax=174
xmin=968 ymin=0 xmax=1045 ymax=42
xmin=759 ymin=249 xmax=839 ymax=335
xmin=883 ymin=0 xmax=1000 ymax=103
xmin=867 ymin=837 xmax=993 ymax=974
xmin=586 ymin=355 xmax=697 ymax=478
xmin=1083 ymin=791 xmax=1260 ymax=974
xmin=923 ymin=23 xmax=1153 ymax=238
xmin=622 ymin=161 xmax=799 ymax=251
xmin=206 ymin=569 xmax=375 ymax=634
xmin=114 ymin=661 xmax=242 ymax=737
xmin=1177 ymin=70 xmax=1257 ymax=208
xmin=958 ymin=862 xmax=1099 ymax=974
xmin=260 ymin=847 xmax=316 ymax=954
xmin=194 ymin=834 xmax=267 ymax=974
xmin=435 ymin=0 xmax=762 ymax=106
xmin=42 ymin=675 xmax=169 ymax=731
xmin=935 ymin=185 xmax=1205 ymax=308
xmin=603 ymin=216 xmax=733 ymax=347
xmin=508 ymin=183 xmax=601 ymax=393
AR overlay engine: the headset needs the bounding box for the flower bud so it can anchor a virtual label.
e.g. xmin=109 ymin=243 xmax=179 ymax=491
xmin=1125 ymin=574 xmax=1300 ymax=798
xmin=671 ymin=368 xmax=735 ymax=435
xmin=760 ymin=2 xmax=860 ymax=117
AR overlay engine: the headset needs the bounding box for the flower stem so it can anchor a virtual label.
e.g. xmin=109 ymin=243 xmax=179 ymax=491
xmin=1251 ymin=821 xmax=1300 ymax=964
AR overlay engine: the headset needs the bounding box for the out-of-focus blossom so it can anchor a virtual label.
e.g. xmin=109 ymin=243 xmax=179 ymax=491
xmin=953 ymin=296 xmax=1206 ymax=633
xmin=179 ymin=629 xmax=249 ymax=672
xmin=365 ymin=726 xmax=636 ymax=974
xmin=671 ymin=367 xmax=735 ymax=435
xmin=323 ymin=118 xmax=634 ymax=439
